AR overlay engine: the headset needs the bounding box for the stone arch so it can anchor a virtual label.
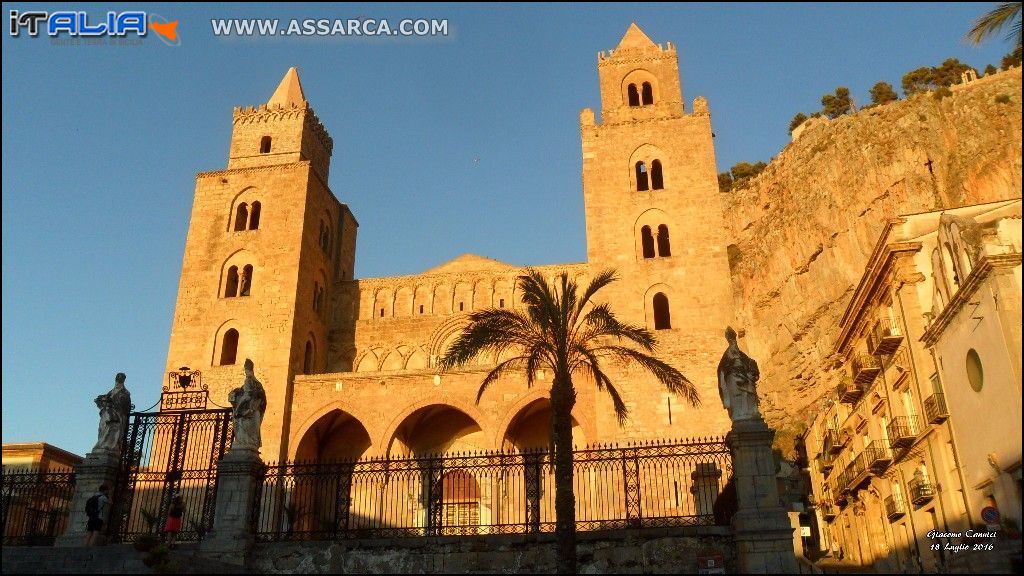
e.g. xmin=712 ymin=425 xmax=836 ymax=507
xmin=354 ymin=350 xmax=379 ymax=372
xmin=620 ymin=69 xmax=660 ymax=108
xmin=432 ymin=284 xmax=452 ymax=315
xmin=414 ymin=284 xmax=432 ymax=315
xmin=429 ymin=316 xmax=468 ymax=360
xmin=290 ymin=401 xmax=379 ymax=460
xmin=373 ymin=287 xmax=393 ymax=319
xmin=406 ymin=347 xmax=429 ymax=370
xmin=302 ymin=333 xmax=317 ymax=374
xmin=493 ymin=390 xmax=595 ymax=451
xmin=628 ymin=144 xmax=668 ymax=192
xmin=211 ymin=319 xmax=243 ymax=367
xmin=633 ymin=208 xmax=671 ymax=261
xmin=473 ymin=279 xmax=492 ymax=310
xmin=493 ymin=279 xmax=513 ymax=309
xmin=394 ymin=286 xmax=414 ymax=317
xmin=380 ymin=349 xmax=404 ymax=371
xmin=219 ymin=248 xmax=258 ymax=298
xmin=228 ymin=186 xmax=261 ymax=232
xmin=380 ymin=400 xmax=491 ymax=457
xmin=453 ymin=281 xmax=473 ymax=313
xmin=643 ymin=283 xmax=675 ymax=331
xmin=294 ymin=408 xmax=372 ymax=462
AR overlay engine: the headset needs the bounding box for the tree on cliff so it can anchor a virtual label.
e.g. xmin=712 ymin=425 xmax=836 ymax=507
xmin=439 ymin=269 xmax=697 ymax=575
xmin=933 ymin=58 xmax=977 ymax=87
xmin=869 ymin=82 xmax=899 ymax=105
xmin=821 ymin=87 xmax=855 ymax=119
xmin=902 ymin=67 xmax=935 ymax=95
xmin=788 ymin=112 xmax=808 ymax=134
xmin=967 ymin=2 xmax=1022 ymax=49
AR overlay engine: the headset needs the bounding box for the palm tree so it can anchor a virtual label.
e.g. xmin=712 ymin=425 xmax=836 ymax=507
xmin=967 ymin=2 xmax=1022 ymax=50
xmin=438 ymin=269 xmax=699 ymax=574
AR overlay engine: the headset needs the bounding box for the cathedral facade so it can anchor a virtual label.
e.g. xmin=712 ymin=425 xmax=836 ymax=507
xmin=164 ymin=24 xmax=735 ymax=464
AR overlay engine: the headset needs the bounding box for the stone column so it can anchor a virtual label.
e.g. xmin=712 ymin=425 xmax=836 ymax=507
xmin=55 ymin=450 xmax=120 ymax=547
xmin=200 ymin=449 xmax=264 ymax=565
xmin=728 ymin=418 xmax=798 ymax=574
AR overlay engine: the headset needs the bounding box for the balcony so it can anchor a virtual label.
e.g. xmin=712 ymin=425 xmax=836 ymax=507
xmin=852 ymin=354 xmax=883 ymax=386
xmin=887 ymin=415 xmax=922 ymax=450
xmin=924 ymin=393 xmax=949 ymax=424
xmin=824 ymin=428 xmax=849 ymax=454
xmin=885 ymin=492 xmax=907 ymax=520
xmin=820 ymin=501 xmax=837 ymax=521
xmin=868 ymin=317 xmax=904 ymax=356
xmin=838 ymin=375 xmax=865 ymax=404
xmin=908 ymin=476 xmax=935 ymax=506
xmin=865 ymin=441 xmax=893 ymax=474
xmin=843 ymin=458 xmax=868 ymax=492
xmin=816 ymin=453 xmax=835 ymax=474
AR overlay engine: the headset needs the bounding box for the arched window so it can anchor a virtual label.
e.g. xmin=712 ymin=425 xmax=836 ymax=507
xmin=303 ymin=339 xmax=315 ymax=374
xmin=249 ymin=201 xmax=261 ymax=230
xmin=653 ymin=293 xmax=671 ymax=330
xmin=651 ymin=160 xmax=664 ymax=190
xmin=240 ymin=264 xmax=253 ymax=296
xmin=635 ymin=162 xmax=649 ymax=191
xmin=641 ymin=226 xmax=656 ymax=259
xmin=943 ymin=242 xmax=960 ymax=288
xmin=319 ymin=220 xmax=331 ymax=253
xmin=657 ymin=225 xmax=671 ymax=257
xmin=641 ymin=82 xmax=654 ymax=105
xmin=260 ymin=136 xmax=272 ymax=154
xmin=225 ymin=266 xmax=240 ymax=298
xmin=627 ymin=84 xmax=640 ymax=107
xmin=220 ymin=329 xmax=239 ymax=365
xmin=234 ymin=203 xmax=249 ymax=232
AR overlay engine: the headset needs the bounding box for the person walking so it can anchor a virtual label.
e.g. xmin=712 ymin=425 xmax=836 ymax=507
xmin=164 ymin=495 xmax=184 ymax=549
xmin=84 ymin=484 xmax=110 ymax=546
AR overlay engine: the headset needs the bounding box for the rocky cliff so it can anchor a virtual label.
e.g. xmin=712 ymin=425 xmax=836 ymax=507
xmin=723 ymin=68 xmax=1022 ymax=451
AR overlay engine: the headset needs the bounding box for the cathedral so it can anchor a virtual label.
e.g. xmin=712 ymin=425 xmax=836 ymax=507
xmin=164 ymin=24 xmax=736 ymax=464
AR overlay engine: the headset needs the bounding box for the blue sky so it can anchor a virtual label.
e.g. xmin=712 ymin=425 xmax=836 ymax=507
xmin=1 ymin=3 xmax=1013 ymax=455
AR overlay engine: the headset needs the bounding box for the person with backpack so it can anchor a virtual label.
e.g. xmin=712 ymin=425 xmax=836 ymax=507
xmin=84 ymin=484 xmax=110 ymax=546
xmin=164 ymin=495 xmax=184 ymax=549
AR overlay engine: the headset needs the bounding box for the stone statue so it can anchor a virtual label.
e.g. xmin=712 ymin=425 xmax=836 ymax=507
xmin=227 ymin=359 xmax=267 ymax=452
xmin=717 ymin=327 xmax=762 ymax=422
xmin=92 ymin=372 xmax=132 ymax=455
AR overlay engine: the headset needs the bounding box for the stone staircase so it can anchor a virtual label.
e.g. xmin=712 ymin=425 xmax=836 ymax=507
xmin=1 ymin=543 xmax=250 ymax=574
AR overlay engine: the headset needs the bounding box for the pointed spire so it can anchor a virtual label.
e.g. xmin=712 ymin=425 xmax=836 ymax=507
xmin=616 ymin=23 xmax=657 ymax=50
xmin=267 ymin=67 xmax=306 ymax=108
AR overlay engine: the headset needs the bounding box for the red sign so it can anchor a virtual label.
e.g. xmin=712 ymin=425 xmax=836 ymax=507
xmin=697 ymin=553 xmax=725 ymax=574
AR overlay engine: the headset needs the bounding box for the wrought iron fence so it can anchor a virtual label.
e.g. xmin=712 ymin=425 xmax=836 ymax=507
xmin=1 ymin=467 xmax=76 ymax=546
xmin=254 ymin=437 xmax=733 ymax=541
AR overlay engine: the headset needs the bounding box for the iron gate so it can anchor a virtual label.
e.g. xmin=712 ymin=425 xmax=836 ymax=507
xmin=109 ymin=368 xmax=231 ymax=542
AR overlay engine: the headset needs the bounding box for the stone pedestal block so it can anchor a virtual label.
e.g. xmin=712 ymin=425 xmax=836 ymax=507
xmin=727 ymin=418 xmax=798 ymax=574
xmin=55 ymin=450 xmax=120 ymax=547
xmin=200 ymin=448 xmax=264 ymax=566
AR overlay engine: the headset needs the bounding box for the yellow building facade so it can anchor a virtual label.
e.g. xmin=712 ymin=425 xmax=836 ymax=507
xmin=164 ymin=25 xmax=734 ymax=465
xmin=804 ymin=199 xmax=1022 ymax=572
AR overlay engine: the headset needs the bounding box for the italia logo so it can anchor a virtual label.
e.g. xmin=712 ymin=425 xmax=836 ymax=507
xmin=8 ymin=10 xmax=180 ymax=45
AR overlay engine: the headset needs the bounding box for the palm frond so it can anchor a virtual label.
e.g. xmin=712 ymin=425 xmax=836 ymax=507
xmin=579 ymin=304 xmax=657 ymax=351
xmin=476 ymin=356 xmax=530 ymax=403
xmin=576 ymin=346 xmax=628 ymax=424
xmin=437 ymin=309 xmax=536 ymax=371
xmin=574 ymin=269 xmax=618 ymax=322
xmin=967 ymin=2 xmax=1022 ymax=46
xmin=592 ymin=345 xmax=700 ymax=407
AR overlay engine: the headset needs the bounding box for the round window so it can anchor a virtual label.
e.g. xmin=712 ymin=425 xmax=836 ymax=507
xmin=966 ymin=349 xmax=984 ymax=392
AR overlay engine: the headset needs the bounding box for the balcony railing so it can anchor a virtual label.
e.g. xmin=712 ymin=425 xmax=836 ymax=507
xmin=816 ymin=453 xmax=835 ymax=474
xmin=868 ymin=317 xmax=904 ymax=356
xmin=887 ymin=415 xmax=922 ymax=450
xmin=820 ymin=501 xmax=837 ymax=521
xmin=924 ymin=393 xmax=949 ymax=424
xmin=864 ymin=441 xmax=893 ymax=474
xmin=885 ymin=492 xmax=907 ymax=520
xmin=852 ymin=354 xmax=883 ymax=386
xmin=842 ymin=457 xmax=867 ymax=492
xmin=838 ymin=375 xmax=865 ymax=404
xmin=824 ymin=428 xmax=849 ymax=454
xmin=908 ymin=476 xmax=935 ymax=506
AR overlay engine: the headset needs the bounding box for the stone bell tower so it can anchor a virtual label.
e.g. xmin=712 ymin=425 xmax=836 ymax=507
xmin=580 ymin=24 xmax=733 ymax=438
xmin=164 ymin=68 xmax=357 ymax=462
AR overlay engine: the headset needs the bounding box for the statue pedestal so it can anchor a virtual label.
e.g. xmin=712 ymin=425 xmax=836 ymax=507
xmin=727 ymin=418 xmax=798 ymax=574
xmin=55 ymin=451 xmax=120 ymax=547
xmin=200 ymin=448 xmax=264 ymax=566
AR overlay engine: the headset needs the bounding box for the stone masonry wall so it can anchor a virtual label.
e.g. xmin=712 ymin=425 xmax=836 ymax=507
xmin=249 ymin=527 xmax=733 ymax=574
